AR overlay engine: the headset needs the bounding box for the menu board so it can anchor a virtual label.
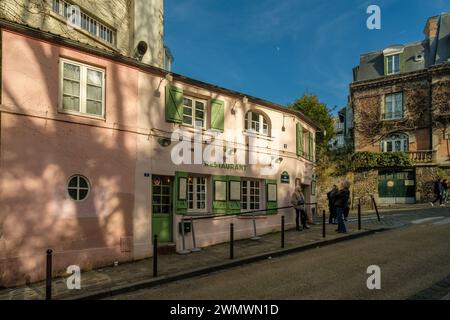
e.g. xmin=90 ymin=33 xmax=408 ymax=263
xmin=229 ymin=181 xmax=241 ymax=201
xmin=267 ymin=184 xmax=277 ymax=202
xmin=215 ymin=180 xmax=227 ymax=201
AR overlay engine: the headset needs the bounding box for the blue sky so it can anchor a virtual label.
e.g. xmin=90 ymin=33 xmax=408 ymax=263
xmin=165 ymin=0 xmax=450 ymax=112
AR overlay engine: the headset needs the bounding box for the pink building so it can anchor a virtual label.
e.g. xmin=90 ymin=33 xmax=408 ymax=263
xmin=0 ymin=21 xmax=318 ymax=287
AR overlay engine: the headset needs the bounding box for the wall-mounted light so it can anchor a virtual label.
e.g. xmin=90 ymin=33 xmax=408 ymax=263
xmin=275 ymin=157 xmax=283 ymax=164
xmin=157 ymin=138 xmax=171 ymax=147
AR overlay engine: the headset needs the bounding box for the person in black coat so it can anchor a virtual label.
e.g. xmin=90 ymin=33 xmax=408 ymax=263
xmin=334 ymin=181 xmax=351 ymax=233
xmin=327 ymin=185 xmax=338 ymax=224
xmin=431 ymin=178 xmax=444 ymax=207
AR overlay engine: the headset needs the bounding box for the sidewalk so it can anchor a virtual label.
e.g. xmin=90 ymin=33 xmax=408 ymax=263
xmin=0 ymin=219 xmax=387 ymax=300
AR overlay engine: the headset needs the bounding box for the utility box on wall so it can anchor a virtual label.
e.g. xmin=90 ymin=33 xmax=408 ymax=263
xmin=178 ymin=221 xmax=191 ymax=234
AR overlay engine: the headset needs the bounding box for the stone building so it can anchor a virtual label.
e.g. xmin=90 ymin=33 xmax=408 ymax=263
xmin=350 ymin=12 xmax=450 ymax=204
xmin=0 ymin=0 xmax=169 ymax=69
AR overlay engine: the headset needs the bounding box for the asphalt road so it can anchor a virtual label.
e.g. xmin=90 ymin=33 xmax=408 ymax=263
xmin=111 ymin=214 xmax=450 ymax=300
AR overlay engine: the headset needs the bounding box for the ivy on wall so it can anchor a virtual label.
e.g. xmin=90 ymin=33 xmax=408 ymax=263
xmin=351 ymin=152 xmax=413 ymax=170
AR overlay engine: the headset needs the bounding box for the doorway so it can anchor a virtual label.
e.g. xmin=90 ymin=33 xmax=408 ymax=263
xmin=152 ymin=175 xmax=173 ymax=243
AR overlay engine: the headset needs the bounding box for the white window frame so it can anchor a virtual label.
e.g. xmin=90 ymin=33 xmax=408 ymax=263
xmin=383 ymin=92 xmax=404 ymax=120
xmin=381 ymin=133 xmax=409 ymax=153
xmin=59 ymin=58 xmax=106 ymax=119
xmin=187 ymin=176 xmax=207 ymax=212
xmin=241 ymin=180 xmax=261 ymax=211
xmin=182 ymin=96 xmax=207 ymax=129
xmin=445 ymin=127 xmax=450 ymax=140
xmin=386 ymin=54 xmax=401 ymax=75
xmin=245 ymin=111 xmax=269 ymax=136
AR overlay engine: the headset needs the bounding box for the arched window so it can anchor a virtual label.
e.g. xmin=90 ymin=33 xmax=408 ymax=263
xmin=380 ymin=133 xmax=409 ymax=152
xmin=245 ymin=111 xmax=269 ymax=135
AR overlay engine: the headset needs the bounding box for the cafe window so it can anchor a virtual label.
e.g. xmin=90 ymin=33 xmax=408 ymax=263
xmin=241 ymin=180 xmax=261 ymax=211
xmin=245 ymin=111 xmax=269 ymax=136
xmin=188 ymin=176 xmax=207 ymax=212
xmin=183 ymin=97 xmax=206 ymax=128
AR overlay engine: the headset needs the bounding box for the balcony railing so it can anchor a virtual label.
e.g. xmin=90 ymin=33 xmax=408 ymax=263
xmin=407 ymin=151 xmax=436 ymax=163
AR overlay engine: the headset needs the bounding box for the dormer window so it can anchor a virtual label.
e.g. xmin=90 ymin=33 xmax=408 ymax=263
xmin=245 ymin=111 xmax=269 ymax=135
xmin=386 ymin=54 xmax=401 ymax=75
xmin=383 ymin=46 xmax=404 ymax=76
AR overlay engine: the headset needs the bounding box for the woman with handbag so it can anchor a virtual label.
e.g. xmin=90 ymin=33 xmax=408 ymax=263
xmin=291 ymin=186 xmax=309 ymax=231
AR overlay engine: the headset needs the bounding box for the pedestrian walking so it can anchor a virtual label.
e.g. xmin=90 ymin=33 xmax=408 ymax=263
xmin=291 ymin=186 xmax=309 ymax=231
xmin=430 ymin=178 xmax=444 ymax=207
xmin=334 ymin=181 xmax=351 ymax=234
xmin=327 ymin=185 xmax=338 ymax=224
xmin=442 ymin=179 xmax=448 ymax=204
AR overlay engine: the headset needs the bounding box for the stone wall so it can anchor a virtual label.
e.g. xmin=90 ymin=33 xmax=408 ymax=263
xmin=317 ymin=166 xmax=450 ymax=208
xmin=416 ymin=166 xmax=450 ymax=202
xmin=316 ymin=170 xmax=378 ymax=212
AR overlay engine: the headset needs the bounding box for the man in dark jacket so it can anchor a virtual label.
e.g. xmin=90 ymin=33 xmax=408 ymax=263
xmin=327 ymin=185 xmax=338 ymax=224
xmin=334 ymin=181 xmax=350 ymax=233
xmin=431 ymin=178 xmax=444 ymax=207
xmin=442 ymin=179 xmax=448 ymax=204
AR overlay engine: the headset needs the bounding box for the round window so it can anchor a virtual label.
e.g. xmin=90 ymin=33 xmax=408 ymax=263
xmin=67 ymin=175 xmax=90 ymax=201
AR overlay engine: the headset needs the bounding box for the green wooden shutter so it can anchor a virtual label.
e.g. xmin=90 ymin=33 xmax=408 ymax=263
xmin=384 ymin=56 xmax=388 ymax=75
xmin=227 ymin=176 xmax=241 ymax=214
xmin=174 ymin=172 xmax=188 ymax=214
xmin=400 ymin=52 xmax=405 ymax=73
xmin=165 ymin=85 xmax=183 ymax=123
xmin=296 ymin=123 xmax=304 ymax=157
xmin=266 ymin=179 xmax=278 ymax=215
xmin=308 ymin=132 xmax=313 ymax=161
xmin=212 ymin=175 xmax=227 ymax=214
xmin=210 ymin=99 xmax=225 ymax=132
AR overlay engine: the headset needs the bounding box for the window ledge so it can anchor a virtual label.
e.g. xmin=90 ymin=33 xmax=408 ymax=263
xmin=242 ymin=130 xmax=274 ymax=141
xmin=58 ymin=109 xmax=106 ymax=121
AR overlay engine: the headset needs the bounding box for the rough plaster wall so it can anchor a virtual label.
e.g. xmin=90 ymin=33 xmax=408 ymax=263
xmin=132 ymin=0 xmax=164 ymax=68
xmin=0 ymin=0 xmax=131 ymax=56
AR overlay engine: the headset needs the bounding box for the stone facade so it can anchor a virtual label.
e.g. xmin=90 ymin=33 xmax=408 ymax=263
xmin=0 ymin=0 xmax=165 ymax=68
xmin=317 ymin=166 xmax=450 ymax=209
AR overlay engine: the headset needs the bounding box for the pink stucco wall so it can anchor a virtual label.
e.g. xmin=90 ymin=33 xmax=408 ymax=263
xmin=0 ymin=29 xmax=317 ymax=287
xmin=0 ymin=30 xmax=139 ymax=286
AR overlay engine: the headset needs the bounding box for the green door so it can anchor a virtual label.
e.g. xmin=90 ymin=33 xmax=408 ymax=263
xmin=378 ymin=171 xmax=396 ymax=198
xmin=378 ymin=170 xmax=415 ymax=203
xmin=152 ymin=176 xmax=173 ymax=243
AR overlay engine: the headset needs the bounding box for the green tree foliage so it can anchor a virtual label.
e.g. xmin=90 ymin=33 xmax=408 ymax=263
xmin=290 ymin=93 xmax=336 ymax=151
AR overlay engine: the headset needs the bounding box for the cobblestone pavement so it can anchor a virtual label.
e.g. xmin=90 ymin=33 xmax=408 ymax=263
xmin=1 ymin=205 xmax=449 ymax=300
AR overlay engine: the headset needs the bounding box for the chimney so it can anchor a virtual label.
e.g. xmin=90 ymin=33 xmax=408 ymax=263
xmin=423 ymin=16 xmax=438 ymax=39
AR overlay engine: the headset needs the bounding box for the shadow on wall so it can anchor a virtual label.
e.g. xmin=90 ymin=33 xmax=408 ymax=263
xmin=0 ymin=32 xmax=137 ymax=287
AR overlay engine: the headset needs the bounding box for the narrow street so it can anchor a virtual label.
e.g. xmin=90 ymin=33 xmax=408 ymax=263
xmin=111 ymin=211 xmax=450 ymax=300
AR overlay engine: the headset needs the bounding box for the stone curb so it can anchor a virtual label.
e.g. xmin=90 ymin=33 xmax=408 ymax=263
xmin=67 ymin=227 xmax=390 ymax=300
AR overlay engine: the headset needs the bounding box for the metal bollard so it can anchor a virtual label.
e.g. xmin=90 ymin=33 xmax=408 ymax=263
xmin=153 ymin=235 xmax=158 ymax=277
xmin=45 ymin=249 xmax=52 ymax=300
xmin=358 ymin=202 xmax=362 ymax=230
xmin=281 ymin=216 xmax=285 ymax=249
xmin=190 ymin=218 xmax=201 ymax=252
xmin=230 ymin=223 xmax=234 ymax=260
xmin=371 ymin=196 xmax=381 ymax=222
xmin=322 ymin=210 xmax=326 ymax=238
